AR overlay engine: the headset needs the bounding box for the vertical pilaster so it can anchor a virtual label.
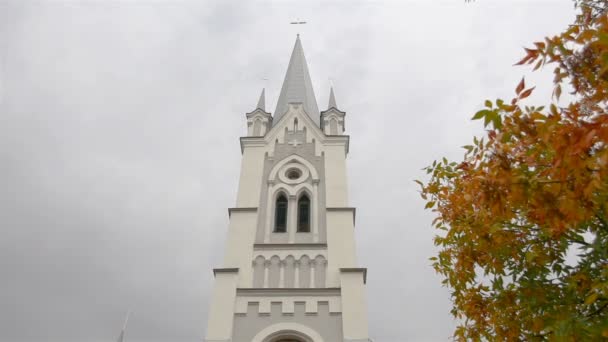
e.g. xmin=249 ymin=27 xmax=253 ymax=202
xmin=279 ymin=260 xmax=285 ymax=288
xmin=310 ymin=260 xmax=316 ymax=288
xmin=288 ymin=194 xmax=297 ymax=243
xmin=294 ymin=260 xmax=300 ymax=288
xmin=312 ymin=180 xmax=319 ymax=242
xmin=204 ymin=268 xmax=239 ymax=342
xmin=340 ymin=268 xmax=369 ymax=342
xmin=264 ymin=183 xmax=273 ymax=243
xmin=263 ymin=260 xmax=270 ymax=288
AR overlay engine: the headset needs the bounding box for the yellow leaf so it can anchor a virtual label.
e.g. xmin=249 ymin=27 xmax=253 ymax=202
xmin=584 ymin=292 xmax=598 ymax=305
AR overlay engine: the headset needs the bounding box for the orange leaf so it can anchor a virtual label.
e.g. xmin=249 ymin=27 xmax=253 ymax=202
xmin=519 ymin=87 xmax=535 ymax=99
xmin=516 ymin=78 xmax=525 ymax=95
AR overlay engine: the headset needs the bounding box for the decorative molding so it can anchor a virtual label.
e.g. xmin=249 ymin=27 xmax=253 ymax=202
xmin=264 ymin=104 xmax=329 ymax=150
xmin=340 ymin=267 xmax=368 ymax=284
xmin=212 ymin=268 xmax=239 ymax=277
xmin=237 ymin=287 xmax=340 ymax=297
xmin=235 ymin=297 xmax=342 ymax=316
xmin=326 ymin=207 xmax=357 ymax=225
xmin=254 ymin=243 xmax=328 ymax=250
xmin=268 ymin=154 xmax=320 ymax=182
xmin=245 ymin=108 xmax=272 ymax=118
xmin=227 ymin=207 xmax=257 ymax=217
xmin=320 ymin=107 xmax=346 ymax=115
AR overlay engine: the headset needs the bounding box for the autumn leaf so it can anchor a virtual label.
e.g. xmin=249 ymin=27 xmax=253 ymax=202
xmin=516 ymin=78 xmax=525 ymax=95
xmin=519 ymin=87 xmax=535 ymax=99
xmin=419 ymin=1 xmax=608 ymax=340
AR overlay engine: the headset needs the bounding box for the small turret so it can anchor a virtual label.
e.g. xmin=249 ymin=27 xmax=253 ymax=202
xmin=320 ymin=87 xmax=346 ymax=135
xmin=246 ymin=88 xmax=272 ymax=136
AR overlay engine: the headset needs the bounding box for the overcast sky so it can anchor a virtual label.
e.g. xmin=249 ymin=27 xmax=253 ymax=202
xmin=0 ymin=1 xmax=575 ymax=341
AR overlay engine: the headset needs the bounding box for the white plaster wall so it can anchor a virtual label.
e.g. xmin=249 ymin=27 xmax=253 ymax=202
xmin=223 ymin=211 xmax=258 ymax=287
xmin=236 ymin=146 xmax=266 ymax=207
xmin=340 ymin=271 xmax=369 ymax=341
xmin=325 ymin=210 xmax=357 ymax=287
xmin=324 ymin=145 xmax=348 ymax=207
xmin=205 ymin=271 xmax=239 ymax=341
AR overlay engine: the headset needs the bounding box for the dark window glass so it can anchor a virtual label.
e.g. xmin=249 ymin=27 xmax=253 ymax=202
xmin=297 ymin=195 xmax=310 ymax=232
xmin=274 ymin=195 xmax=288 ymax=232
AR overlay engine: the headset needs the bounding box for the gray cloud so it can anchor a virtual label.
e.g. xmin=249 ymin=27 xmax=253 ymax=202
xmin=0 ymin=1 xmax=573 ymax=341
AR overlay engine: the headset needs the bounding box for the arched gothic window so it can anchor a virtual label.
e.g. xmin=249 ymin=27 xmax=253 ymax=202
xmin=274 ymin=194 xmax=288 ymax=232
xmin=253 ymin=119 xmax=262 ymax=136
xmin=330 ymin=118 xmax=338 ymax=135
xmin=297 ymin=194 xmax=310 ymax=232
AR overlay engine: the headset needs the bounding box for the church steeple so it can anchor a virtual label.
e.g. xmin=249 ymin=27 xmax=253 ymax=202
xmin=274 ymin=35 xmax=320 ymax=126
xmin=321 ymin=86 xmax=346 ymax=135
xmin=245 ymin=88 xmax=271 ymax=137
xmin=205 ymin=36 xmax=370 ymax=342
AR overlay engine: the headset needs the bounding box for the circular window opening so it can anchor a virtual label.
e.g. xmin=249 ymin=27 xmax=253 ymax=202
xmin=286 ymin=169 xmax=302 ymax=180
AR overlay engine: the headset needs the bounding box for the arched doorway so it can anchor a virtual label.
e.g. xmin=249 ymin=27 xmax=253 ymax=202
xmin=251 ymin=323 xmax=324 ymax=342
xmin=273 ymin=338 xmax=304 ymax=342
xmin=266 ymin=331 xmax=311 ymax=342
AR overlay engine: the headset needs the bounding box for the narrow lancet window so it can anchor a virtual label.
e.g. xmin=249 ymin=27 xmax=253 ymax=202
xmin=297 ymin=194 xmax=311 ymax=232
xmin=330 ymin=119 xmax=338 ymax=135
xmin=253 ymin=119 xmax=262 ymax=136
xmin=274 ymin=194 xmax=288 ymax=232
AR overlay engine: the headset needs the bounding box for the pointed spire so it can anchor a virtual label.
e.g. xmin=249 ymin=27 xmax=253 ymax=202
xmin=256 ymin=88 xmax=265 ymax=111
xmin=328 ymin=86 xmax=337 ymax=109
xmin=274 ymin=35 xmax=320 ymax=126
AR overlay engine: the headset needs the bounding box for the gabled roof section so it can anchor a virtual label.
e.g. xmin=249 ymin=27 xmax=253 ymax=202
xmin=273 ymin=35 xmax=320 ymax=126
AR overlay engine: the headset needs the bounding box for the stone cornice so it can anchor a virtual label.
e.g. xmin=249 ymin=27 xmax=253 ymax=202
xmin=237 ymin=287 xmax=341 ymax=297
xmin=340 ymin=267 xmax=367 ymax=284
xmin=227 ymin=207 xmax=258 ymax=218
xmin=245 ymin=108 xmax=272 ymax=118
xmin=320 ymin=107 xmax=346 ymax=116
xmin=253 ymin=243 xmax=328 ymax=250
xmin=323 ymin=135 xmax=350 ymax=155
xmin=239 ymin=136 xmax=266 ymax=154
xmin=212 ymin=267 xmax=239 ymax=277
xmin=326 ymin=207 xmax=357 ymax=225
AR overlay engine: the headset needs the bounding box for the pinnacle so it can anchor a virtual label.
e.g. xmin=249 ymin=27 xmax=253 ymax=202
xmin=256 ymin=88 xmax=265 ymax=111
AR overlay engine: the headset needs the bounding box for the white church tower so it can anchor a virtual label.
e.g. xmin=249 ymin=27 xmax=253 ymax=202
xmin=204 ymin=36 xmax=370 ymax=342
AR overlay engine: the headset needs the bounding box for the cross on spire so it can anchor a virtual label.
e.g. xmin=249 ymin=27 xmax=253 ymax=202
xmin=290 ymin=18 xmax=307 ymax=25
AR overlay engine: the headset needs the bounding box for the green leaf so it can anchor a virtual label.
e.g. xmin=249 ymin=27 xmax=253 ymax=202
xmin=472 ymin=109 xmax=491 ymax=120
xmin=484 ymin=112 xmax=493 ymax=127
xmin=485 ymin=100 xmax=492 ymax=108
xmin=492 ymin=115 xmax=502 ymax=129
xmin=425 ymin=201 xmax=435 ymax=209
